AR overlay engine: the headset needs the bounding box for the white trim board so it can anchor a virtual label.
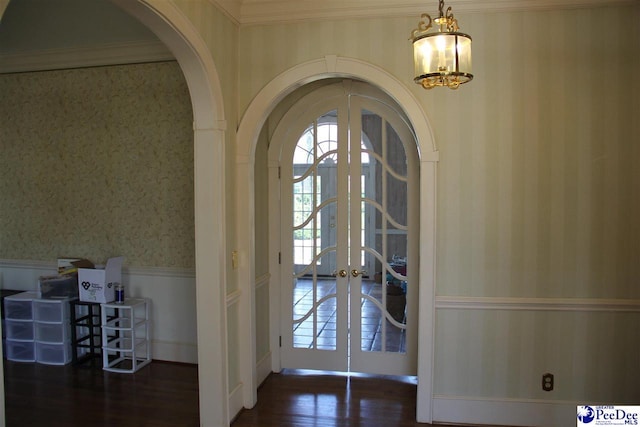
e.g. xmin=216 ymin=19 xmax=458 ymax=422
xmin=0 ymin=258 xmax=195 ymax=280
xmin=0 ymin=40 xmax=174 ymax=74
xmin=433 ymin=395 xmax=580 ymax=427
xmin=436 ymin=296 xmax=640 ymax=312
xmin=228 ymin=0 xmax=637 ymax=25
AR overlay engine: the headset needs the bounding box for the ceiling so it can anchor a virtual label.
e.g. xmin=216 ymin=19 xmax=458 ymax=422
xmin=0 ymin=0 xmax=633 ymax=73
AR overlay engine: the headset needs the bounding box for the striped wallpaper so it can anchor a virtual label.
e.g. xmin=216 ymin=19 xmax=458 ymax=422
xmin=237 ymin=3 xmax=640 ymax=405
xmin=239 ymin=5 xmax=640 ymax=300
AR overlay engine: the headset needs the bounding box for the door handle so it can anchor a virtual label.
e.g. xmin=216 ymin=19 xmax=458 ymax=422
xmin=351 ymin=269 xmax=367 ymax=278
xmin=332 ymin=269 xmax=348 ymax=278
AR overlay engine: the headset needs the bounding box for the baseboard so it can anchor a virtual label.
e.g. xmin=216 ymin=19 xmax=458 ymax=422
xmin=152 ymin=340 xmax=198 ymax=364
xmin=433 ymin=395 xmax=578 ymax=427
xmin=228 ymin=382 xmax=244 ymax=423
xmin=256 ymin=351 xmax=272 ymax=386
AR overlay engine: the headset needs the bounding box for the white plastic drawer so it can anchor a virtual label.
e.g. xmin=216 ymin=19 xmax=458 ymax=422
xmin=6 ymin=339 xmax=35 ymax=362
xmin=36 ymin=341 xmax=72 ymax=365
xmin=4 ymin=292 xmax=38 ymax=320
xmin=4 ymin=319 xmax=34 ymax=341
xmin=34 ymin=299 xmax=70 ymax=323
xmin=35 ymin=322 xmax=71 ymax=344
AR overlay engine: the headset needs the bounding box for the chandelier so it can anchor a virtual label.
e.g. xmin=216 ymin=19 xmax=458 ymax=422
xmin=410 ymin=0 xmax=473 ymax=90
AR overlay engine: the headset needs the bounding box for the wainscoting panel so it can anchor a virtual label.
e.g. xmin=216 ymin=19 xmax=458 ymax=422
xmin=255 ymin=273 xmax=271 ymax=378
xmin=433 ymin=396 xmax=577 ymax=427
xmin=433 ymin=296 xmax=640 ymax=426
xmin=0 ymin=259 xmax=198 ymax=364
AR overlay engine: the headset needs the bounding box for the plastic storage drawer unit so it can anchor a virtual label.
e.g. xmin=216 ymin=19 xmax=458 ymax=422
xmin=6 ymin=339 xmax=35 ymax=362
xmin=35 ymin=322 xmax=71 ymax=343
xmin=34 ymin=299 xmax=71 ymax=323
xmin=36 ymin=341 xmax=72 ymax=365
xmin=101 ymin=298 xmax=151 ymax=373
xmin=5 ymin=319 xmax=34 ymax=341
xmin=4 ymin=291 xmax=38 ymax=320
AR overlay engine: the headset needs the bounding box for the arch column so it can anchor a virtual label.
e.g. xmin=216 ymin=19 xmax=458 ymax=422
xmin=417 ymin=155 xmax=438 ymax=423
xmin=195 ymin=126 xmax=229 ymax=426
xmin=235 ymin=153 xmax=258 ymax=408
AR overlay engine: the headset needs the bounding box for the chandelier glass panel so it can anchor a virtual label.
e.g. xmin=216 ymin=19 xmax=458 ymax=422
xmin=410 ymin=0 xmax=473 ymax=90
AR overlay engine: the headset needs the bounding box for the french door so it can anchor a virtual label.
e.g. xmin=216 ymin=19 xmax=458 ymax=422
xmin=277 ymin=81 xmax=419 ymax=375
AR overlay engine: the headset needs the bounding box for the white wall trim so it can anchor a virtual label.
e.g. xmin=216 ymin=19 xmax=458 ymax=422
xmin=0 ymin=40 xmax=174 ymax=74
xmin=0 ymin=259 xmax=195 ymax=279
xmin=436 ymin=296 xmax=640 ymax=312
xmin=433 ymin=395 xmax=583 ymax=427
xmin=233 ymin=0 xmax=636 ymax=25
xmin=152 ymin=340 xmax=198 ymax=364
xmin=228 ymin=382 xmax=244 ymax=424
xmin=256 ymin=351 xmax=272 ymax=387
xmin=0 ymin=259 xmax=53 ymax=273
xmin=209 ymin=0 xmax=637 ymax=26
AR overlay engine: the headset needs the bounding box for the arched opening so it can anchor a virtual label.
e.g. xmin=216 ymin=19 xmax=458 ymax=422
xmin=0 ymin=1 xmax=228 ymax=426
xmin=236 ymin=57 xmax=438 ymax=423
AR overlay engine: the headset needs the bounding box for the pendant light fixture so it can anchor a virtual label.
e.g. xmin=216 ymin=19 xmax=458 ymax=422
xmin=410 ymin=0 xmax=473 ymax=90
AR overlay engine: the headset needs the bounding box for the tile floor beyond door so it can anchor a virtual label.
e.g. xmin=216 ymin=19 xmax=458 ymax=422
xmin=292 ymin=278 xmax=406 ymax=355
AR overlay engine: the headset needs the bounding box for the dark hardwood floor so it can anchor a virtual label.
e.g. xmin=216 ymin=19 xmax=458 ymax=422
xmin=3 ymin=359 xmax=200 ymax=427
xmin=234 ymin=369 xmax=506 ymax=427
xmin=3 ymin=360 xmax=504 ymax=427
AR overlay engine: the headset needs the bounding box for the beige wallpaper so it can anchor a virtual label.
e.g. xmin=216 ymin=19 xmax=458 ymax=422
xmin=239 ymin=5 xmax=640 ymax=300
xmin=0 ymin=61 xmax=195 ymax=268
xmin=237 ymin=3 xmax=640 ymax=405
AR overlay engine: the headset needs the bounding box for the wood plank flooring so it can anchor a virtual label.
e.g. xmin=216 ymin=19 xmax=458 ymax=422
xmin=3 ymin=360 xmax=505 ymax=427
xmin=3 ymin=359 xmax=199 ymax=427
xmin=233 ymin=369 xmax=506 ymax=427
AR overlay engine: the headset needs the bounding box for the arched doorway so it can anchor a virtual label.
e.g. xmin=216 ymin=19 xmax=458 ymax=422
xmin=236 ymin=56 xmax=439 ymax=423
xmin=0 ymin=1 xmax=228 ymax=426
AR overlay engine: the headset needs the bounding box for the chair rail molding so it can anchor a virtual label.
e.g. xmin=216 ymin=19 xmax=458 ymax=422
xmin=436 ymin=295 xmax=640 ymax=312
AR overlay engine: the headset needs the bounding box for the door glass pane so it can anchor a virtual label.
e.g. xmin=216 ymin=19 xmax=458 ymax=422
xmin=360 ymin=109 xmax=408 ymax=354
xmin=292 ymin=273 xmax=337 ymax=350
xmin=291 ymin=111 xmax=339 ymax=351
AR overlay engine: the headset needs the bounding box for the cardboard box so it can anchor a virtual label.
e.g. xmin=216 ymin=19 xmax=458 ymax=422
xmin=57 ymin=257 xmax=94 ymax=275
xmin=78 ymin=257 xmax=124 ymax=303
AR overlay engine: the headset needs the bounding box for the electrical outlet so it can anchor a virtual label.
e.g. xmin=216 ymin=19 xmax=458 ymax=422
xmin=542 ymin=373 xmax=554 ymax=391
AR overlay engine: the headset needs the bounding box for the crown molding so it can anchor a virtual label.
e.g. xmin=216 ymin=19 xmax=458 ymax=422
xmin=0 ymin=40 xmax=174 ymax=74
xmin=209 ymin=0 xmax=637 ymax=25
xmin=206 ymin=0 xmax=242 ymax=25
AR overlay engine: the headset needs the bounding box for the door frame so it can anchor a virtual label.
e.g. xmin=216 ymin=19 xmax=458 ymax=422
xmin=236 ymin=56 xmax=439 ymax=423
xmin=273 ymin=82 xmax=420 ymax=374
